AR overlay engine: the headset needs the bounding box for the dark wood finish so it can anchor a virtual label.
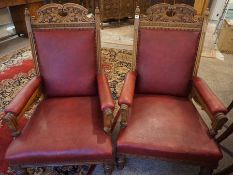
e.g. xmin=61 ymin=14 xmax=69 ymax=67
xmin=214 ymin=100 xmax=233 ymax=175
xmin=120 ymin=0 xmax=135 ymax=19
xmin=51 ymin=0 xmax=83 ymax=2
xmin=0 ymin=0 xmax=42 ymax=8
xmin=99 ymin=0 xmax=123 ymax=21
xmin=98 ymin=0 xmax=195 ymax=26
xmin=7 ymin=1 xmax=44 ymax=36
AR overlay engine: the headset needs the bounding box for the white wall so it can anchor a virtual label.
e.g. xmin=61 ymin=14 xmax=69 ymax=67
xmin=210 ymin=0 xmax=227 ymax=21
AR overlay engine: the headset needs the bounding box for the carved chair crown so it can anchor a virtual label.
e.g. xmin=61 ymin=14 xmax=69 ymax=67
xmin=29 ymin=3 xmax=95 ymax=24
xmin=140 ymin=3 xmax=203 ymax=29
xmin=25 ymin=3 xmax=102 ymax=82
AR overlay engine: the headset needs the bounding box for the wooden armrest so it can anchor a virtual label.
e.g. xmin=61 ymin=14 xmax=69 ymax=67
xmin=192 ymin=77 xmax=228 ymax=136
xmin=3 ymin=76 xmax=42 ymax=137
xmin=120 ymin=104 xmax=129 ymax=128
xmin=193 ymin=77 xmax=227 ymax=116
xmin=103 ymin=108 xmax=114 ymax=134
xmin=118 ymin=71 xmax=136 ymax=128
xmin=4 ymin=76 xmax=42 ymax=115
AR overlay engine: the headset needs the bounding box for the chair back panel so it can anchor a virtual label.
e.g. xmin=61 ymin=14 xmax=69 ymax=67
xmin=34 ymin=29 xmax=97 ymax=97
xmin=136 ymin=29 xmax=200 ymax=96
xmin=25 ymin=3 xmax=101 ymax=97
xmin=133 ymin=3 xmax=205 ymax=97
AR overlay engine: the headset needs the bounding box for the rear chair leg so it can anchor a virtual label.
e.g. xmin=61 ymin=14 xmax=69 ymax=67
xmin=199 ymin=166 xmax=213 ymax=175
xmin=104 ymin=162 xmax=114 ymax=175
xmin=117 ymin=155 xmax=126 ymax=170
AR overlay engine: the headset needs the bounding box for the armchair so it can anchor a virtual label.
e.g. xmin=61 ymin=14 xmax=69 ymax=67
xmin=214 ymin=100 xmax=233 ymax=175
xmin=116 ymin=4 xmax=228 ymax=175
xmin=3 ymin=3 xmax=115 ymax=175
xmin=216 ymin=100 xmax=233 ymax=143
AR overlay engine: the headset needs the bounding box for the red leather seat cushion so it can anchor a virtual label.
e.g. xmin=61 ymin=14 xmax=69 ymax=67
xmin=117 ymin=95 xmax=222 ymax=167
xmin=5 ymin=97 xmax=113 ymax=165
xmin=136 ymin=29 xmax=200 ymax=97
xmin=34 ymin=29 xmax=97 ymax=97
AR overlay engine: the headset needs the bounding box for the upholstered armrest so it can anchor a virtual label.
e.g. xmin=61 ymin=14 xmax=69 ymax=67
xmin=97 ymin=73 xmax=115 ymax=134
xmin=118 ymin=71 xmax=137 ymax=128
xmin=192 ymin=76 xmax=228 ymax=136
xmin=3 ymin=76 xmax=42 ymax=137
xmin=119 ymin=71 xmax=137 ymax=106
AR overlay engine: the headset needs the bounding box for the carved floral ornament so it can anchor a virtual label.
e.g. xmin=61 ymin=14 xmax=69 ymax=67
xmin=141 ymin=3 xmax=203 ymax=24
xmin=32 ymin=3 xmax=95 ymax=23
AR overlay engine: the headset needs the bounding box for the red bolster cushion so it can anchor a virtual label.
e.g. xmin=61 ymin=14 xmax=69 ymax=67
xmin=4 ymin=76 xmax=42 ymax=116
xmin=97 ymin=73 xmax=115 ymax=111
xmin=193 ymin=77 xmax=227 ymax=118
xmin=119 ymin=71 xmax=137 ymax=106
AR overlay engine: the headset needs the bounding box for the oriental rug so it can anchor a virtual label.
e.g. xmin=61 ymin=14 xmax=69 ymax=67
xmin=0 ymin=47 xmax=132 ymax=175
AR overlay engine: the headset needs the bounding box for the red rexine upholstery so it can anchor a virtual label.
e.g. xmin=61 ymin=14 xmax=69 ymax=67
xmin=117 ymin=95 xmax=222 ymax=166
xmin=34 ymin=29 xmax=97 ymax=97
xmin=193 ymin=77 xmax=228 ymax=118
xmin=4 ymin=76 xmax=42 ymax=116
xmin=136 ymin=29 xmax=200 ymax=97
xmin=5 ymin=97 xmax=113 ymax=165
xmin=98 ymin=73 xmax=115 ymax=111
xmin=118 ymin=71 xmax=137 ymax=106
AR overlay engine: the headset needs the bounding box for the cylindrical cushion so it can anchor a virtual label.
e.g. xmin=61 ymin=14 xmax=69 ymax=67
xmin=193 ymin=77 xmax=228 ymax=117
xmin=4 ymin=76 xmax=42 ymax=116
xmin=119 ymin=71 xmax=137 ymax=106
xmin=97 ymin=73 xmax=115 ymax=111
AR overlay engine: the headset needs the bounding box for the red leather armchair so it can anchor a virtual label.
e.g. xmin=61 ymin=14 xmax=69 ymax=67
xmin=3 ymin=3 xmax=115 ymax=175
xmin=116 ymin=4 xmax=228 ymax=175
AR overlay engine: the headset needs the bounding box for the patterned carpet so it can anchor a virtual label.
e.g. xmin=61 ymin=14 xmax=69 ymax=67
xmin=0 ymin=47 xmax=132 ymax=175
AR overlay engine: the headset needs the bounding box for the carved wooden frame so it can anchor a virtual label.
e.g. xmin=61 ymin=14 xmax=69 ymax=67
xmin=3 ymin=86 xmax=42 ymax=137
xmin=3 ymin=3 xmax=114 ymax=175
xmin=117 ymin=3 xmax=227 ymax=175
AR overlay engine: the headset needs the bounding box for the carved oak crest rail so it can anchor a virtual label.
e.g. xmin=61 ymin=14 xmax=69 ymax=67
xmin=34 ymin=3 xmax=95 ymax=23
xmin=140 ymin=3 xmax=203 ymax=28
xmin=25 ymin=3 xmax=101 ymax=73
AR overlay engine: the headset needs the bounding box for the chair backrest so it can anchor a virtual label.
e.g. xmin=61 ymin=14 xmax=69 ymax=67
xmin=133 ymin=3 xmax=206 ymax=97
xmin=25 ymin=3 xmax=101 ymax=97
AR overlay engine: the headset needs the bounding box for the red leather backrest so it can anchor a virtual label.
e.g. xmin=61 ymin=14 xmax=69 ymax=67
xmin=136 ymin=29 xmax=200 ymax=97
xmin=34 ymin=29 xmax=97 ymax=97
